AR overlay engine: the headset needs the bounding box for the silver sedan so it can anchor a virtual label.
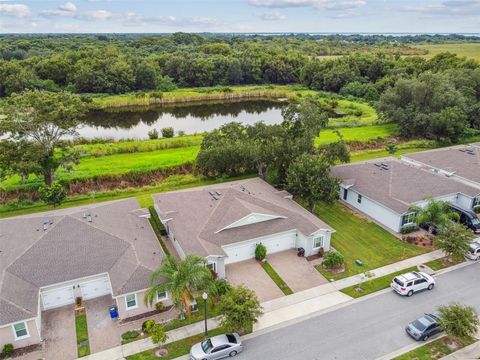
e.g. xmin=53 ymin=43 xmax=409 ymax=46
xmin=190 ymin=333 xmax=242 ymax=360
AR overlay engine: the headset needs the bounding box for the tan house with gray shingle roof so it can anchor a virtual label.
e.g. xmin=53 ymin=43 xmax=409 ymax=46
xmin=153 ymin=178 xmax=334 ymax=278
xmin=0 ymin=198 xmax=169 ymax=350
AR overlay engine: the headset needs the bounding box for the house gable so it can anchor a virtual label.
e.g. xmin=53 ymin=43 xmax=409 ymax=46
xmin=216 ymin=212 xmax=287 ymax=233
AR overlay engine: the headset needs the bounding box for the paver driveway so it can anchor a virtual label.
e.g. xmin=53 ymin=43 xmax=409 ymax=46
xmin=42 ymin=305 xmax=77 ymax=360
xmin=226 ymin=259 xmax=284 ymax=302
xmin=268 ymin=250 xmax=328 ymax=292
xmin=85 ymin=295 xmax=120 ymax=353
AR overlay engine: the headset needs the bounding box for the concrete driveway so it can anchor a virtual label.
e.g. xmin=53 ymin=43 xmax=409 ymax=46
xmin=42 ymin=305 xmax=77 ymax=360
xmin=226 ymin=259 xmax=284 ymax=302
xmin=268 ymin=250 xmax=328 ymax=292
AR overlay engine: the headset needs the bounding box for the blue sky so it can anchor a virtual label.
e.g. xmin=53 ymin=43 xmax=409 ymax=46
xmin=1 ymin=0 xmax=479 ymax=34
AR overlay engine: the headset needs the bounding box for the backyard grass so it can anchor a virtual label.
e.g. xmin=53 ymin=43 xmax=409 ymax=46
xmin=414 ymin=42 xmax=480 ymax=61
xmin=126 ymin=327 xmax=227 ymax=360
xmin=261 ymin=261 xmax=294 ymax=295
xmin=75 ymin=313 xmax=90 ymax=358
xmin=340 ymin=266 xmax=418 ymax=298
xmin=315 ymin=202 xmax=428 ymax=280
xmin=316 ymin=123 xmax=398 ymax=145
xmin=393 ymin=336 xmax=475 ymax=360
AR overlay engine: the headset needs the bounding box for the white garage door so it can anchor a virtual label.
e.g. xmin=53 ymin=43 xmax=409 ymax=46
xmin=41 ymin=286 xmax=75 ymax=310
xmin=223 ymin=232 xmax=296 ymax=264
xmin=80 ymin=277 xmax=111 ymax=300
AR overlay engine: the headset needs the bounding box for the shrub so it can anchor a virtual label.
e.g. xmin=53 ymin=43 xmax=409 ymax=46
xmin=155 ymin=301 xmax=165 ymax=312
xmin=151 ymin=323 xmax=168 ymax=345
xmin=255 ymin=243 xmax=267 ymax=261
xmin=178 ymin=130 xmax=186 ymax=137
xmin=161 ymin=127 xmax=174 ymax=138
xmin=148 ymin=129 xmax=159 ymax=139
xmin=142 ymin=319 xmax=155 ymax=334
xmin=121 ymin=330 xmax=139 ymax=340
xmin=323 ymin=251 xmax=344 ymax=269
xmin=39 ymin=182 xmax=67 ymax=207
xmin=400 ymin=225 xmax=418 ymax=234
xmin=2 ymin=344 xmax=14 ymax=358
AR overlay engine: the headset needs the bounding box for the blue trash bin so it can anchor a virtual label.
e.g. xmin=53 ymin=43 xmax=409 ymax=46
xmin=109 ymin=305 xmax=118 ymax=319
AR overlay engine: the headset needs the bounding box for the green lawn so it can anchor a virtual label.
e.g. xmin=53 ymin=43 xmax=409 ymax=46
xmin=315 ymin=202 xmax=428 ymax=280
xmin=126 ymin=327 xmax=227 ymax=360
xmin=261 ymin=261 xmax=294 ymax=295
xmin=424 ymin=257 xmax=464 ymax=271
xmin=316 ymin=123 xmax=398 ymax=145
xmin=393 ymin=336 xmax=474 ymax=360
xmin=75 ymin=314 xmax=90 ymax=358
xmin=341 ymin=266 xmax=418 ymax=298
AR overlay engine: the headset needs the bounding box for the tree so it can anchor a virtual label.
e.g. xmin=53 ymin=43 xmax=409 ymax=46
xmin=410 ymin=198 xmax=458 ymax=232
xmin=39 ymin=182 xmax=67 ymax=207
xmin=144 ymin=255 xmax=214 ymax=316
xmin=0 ymin=90 xmax=89 ymax=185
xmin=435 ymin=222 xmax=474 ymax=260
xmin=151 ymin=323 xmax=168 ymax=345
xmin=385 ymin=139 xmax=398 ymax=155
xmin=438 ymin=303 xmax=480 ymax=341
xmin=218 ymin=285 xmax=263 ymax=334
xmin=286 ymin=154 xmax=340 ymax=213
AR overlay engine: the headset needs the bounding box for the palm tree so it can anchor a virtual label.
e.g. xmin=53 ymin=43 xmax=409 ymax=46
xmin=410 ymin=198 xmax=459 ymax=232
xmin=144 ymin=255 xmax=214 ymax=316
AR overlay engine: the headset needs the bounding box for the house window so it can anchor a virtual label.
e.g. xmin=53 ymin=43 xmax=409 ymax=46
xmin=157 ymin=291 xmax=168 ymax=302
xmin=401 ymin=212 xmax=416 ymax=226
xmin=13 ymin=322 xmax=29 ymax=340
xmin=357 ymin=194 xmax=362 ymax=204
xmin=125 ymin=293 xmax=137 ymax=310
xmin=313 ymin=235 xmax=324 ymax=249
xmin=207 ymin=262 xmax=216 ymax=272
xmin=343 ymin=188 xmax=348 ymax=200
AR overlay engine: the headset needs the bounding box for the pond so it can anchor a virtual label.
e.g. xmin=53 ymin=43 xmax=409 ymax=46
xmin=78 ymin=99 xmax=287 ymax=140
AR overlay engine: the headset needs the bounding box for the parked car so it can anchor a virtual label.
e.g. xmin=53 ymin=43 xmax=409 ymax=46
xmin=390 ymin=271 xmax=435 ymax=297
xmin=449 ymin=204 xmax=480 ymax=234
xmin=466 ymin=239 xmax=480 ymax=261
xmin=190 ymin=333 xmax=242 ymax=360
xmin=406 ymin=312 xmax=443 ymax=341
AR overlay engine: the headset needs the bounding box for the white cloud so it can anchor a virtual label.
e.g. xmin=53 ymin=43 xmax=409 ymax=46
xmin=121 ymin=12 xmax=222 ymax=28
xmin=256 ymin=10 xmax=286 ymax=20
xmin=0 ymin=3 xmax=30 ymax=17
xmin=399 ymin=0 xmax=480 ymax=15
xmin=59 ymin=2 xmax=77 ymax=12
xmin=122 ymin=12 xmax=177 ymax=24
xmin=248 ymin=0 xmax=366 ymax=10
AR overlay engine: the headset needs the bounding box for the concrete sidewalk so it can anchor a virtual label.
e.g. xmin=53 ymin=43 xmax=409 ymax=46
xmin=254 ymin=250 xmax=444 ymax=331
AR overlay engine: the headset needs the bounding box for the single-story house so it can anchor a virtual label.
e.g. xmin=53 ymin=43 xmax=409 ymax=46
xmin=153 ymin=178 xmax=334 ymax=278
xmin=0 ymin=198 xmax=170 ymax=351
xmin=402 ymin=145 xmax=480 ymax=197
xmin=331 ymin=158 xmax=480 ymax=233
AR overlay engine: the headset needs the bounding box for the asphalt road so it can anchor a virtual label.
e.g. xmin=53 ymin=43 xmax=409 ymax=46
xmin=238 ymin=262 xmax=480 ymax=360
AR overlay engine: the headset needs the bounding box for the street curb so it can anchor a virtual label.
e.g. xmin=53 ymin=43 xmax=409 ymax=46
xmin=375 ymin=334 xmax=446 ymax=360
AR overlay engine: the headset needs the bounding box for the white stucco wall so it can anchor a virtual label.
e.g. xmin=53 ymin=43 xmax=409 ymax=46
xmin=0 ymin=318 xmax=41 ymax=350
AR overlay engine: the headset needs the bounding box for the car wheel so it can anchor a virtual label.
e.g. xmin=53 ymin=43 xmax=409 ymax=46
xmin=229 ymin=351 xmax=238 ymax=357
xmin=422 ymin=335 xmax=429 ymax=341
xmin=428 ymin=284 xmax=434 ymax=290
xmin=407 ymin=290 xmax=414 ymax=297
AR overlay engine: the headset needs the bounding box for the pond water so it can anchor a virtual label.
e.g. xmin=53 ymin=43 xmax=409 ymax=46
xmin=78 ymin=99 xmax=287 ymax=140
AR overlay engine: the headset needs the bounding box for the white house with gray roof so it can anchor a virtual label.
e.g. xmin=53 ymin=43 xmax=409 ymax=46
xmin=331 ymin=157 xmax=480 ymax=233
xmin=0 ymin=198 xmax=170 ymax=350
xmin=153 ymin=178 xmax=334 ymax=278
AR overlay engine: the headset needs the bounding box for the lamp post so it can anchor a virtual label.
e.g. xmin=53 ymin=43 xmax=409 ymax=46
xmin=202 ymin=291 xmax=208 ymax=336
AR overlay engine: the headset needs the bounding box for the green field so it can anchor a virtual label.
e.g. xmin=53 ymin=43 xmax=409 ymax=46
xmin=315 ymin=202 xmax=427 ymax=280
xmin=316 ymin=123 xmax=397 ymax=145
xmin=414 ymin=42 xmax=480 ymax=61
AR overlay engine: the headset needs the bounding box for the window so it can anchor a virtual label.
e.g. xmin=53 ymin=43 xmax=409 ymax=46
xmin=313 ymin=235 xmax=324 ymax=249
xmin=401 ymin=212 xmax=416 ymax=226
xmin=343 ymin=188 xmax=348 ymax=200
xmin=13 ymin=322 xmax=29 ymax=340
xmin=125 ymin=293 xmax=137 ymax=310
xmin=212 ymin=345 xmax=230 ymax=353
xmin=357 ymin=194 xmax=362 ymax=204
xmin=157 ymin=291 xmax=168 ymax=302
xmin=207 ymin=262 xmax=216 ymax=272
xmin=414 ymin=279 xmax=426 ymax=285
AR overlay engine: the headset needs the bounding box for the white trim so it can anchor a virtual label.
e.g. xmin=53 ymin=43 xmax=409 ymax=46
xmin=215 ymin=212 xmax=287 ymax=233
xmin=156 ymin=291 xmax=168 ymax=302
xmin=125 ymin=293 xmax=138 ymax=310
xmin=207 ymin=261 xmax=216 ymax=272
xmin=0 ymin=317 xmax=37 ymax=330
xmin=12 ymin=321 xmax=30 ymax=341
xmin=221 ymin=229 xmax=298 ymax=250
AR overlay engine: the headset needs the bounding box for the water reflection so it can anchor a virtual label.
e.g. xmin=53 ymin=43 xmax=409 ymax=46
xmin=79 ymin=100 xmax=287 ymax=140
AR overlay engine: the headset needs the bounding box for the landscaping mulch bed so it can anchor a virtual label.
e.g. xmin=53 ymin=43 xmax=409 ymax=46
xmin=402 ymin=234 xmax=433 ymax=248
xmin=0 ymin=344 xmax=42 ymax=359
xmin=119 ymin=305 xmax=174 ymax=324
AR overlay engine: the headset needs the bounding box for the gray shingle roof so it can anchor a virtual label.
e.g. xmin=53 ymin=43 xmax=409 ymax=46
xmin=153 ymin=178 xmax=333 ymax=257
xmin=0 ymin=198 xmax=163 ymax=326
xmin=331 ymin=158 xmax=480 ymax=214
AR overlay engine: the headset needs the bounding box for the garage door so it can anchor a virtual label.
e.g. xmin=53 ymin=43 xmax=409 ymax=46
xmin=41 ymin=286 xmax=75 ymax=310
xmin=80 ymin=277 xmax=111 ymax=300
xmin=223 ymin=232 xmax=296 ymax=264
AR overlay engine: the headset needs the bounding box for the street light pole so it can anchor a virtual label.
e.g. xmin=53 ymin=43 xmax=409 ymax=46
xmin=202 ymin=291 xmax=208 ymax=336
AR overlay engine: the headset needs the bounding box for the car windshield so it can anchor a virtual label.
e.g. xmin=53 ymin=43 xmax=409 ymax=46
xmin=226 ymin=334 xmax=237 ymax=344
xmin=393 ymin=278 xmax=404 ymax=286
xmin=201 ymin=339 xmax=213 ymax=353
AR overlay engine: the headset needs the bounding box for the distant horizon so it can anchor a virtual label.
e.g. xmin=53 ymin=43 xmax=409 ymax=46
xmin=1 ymin=32 xmax=480 ymax=36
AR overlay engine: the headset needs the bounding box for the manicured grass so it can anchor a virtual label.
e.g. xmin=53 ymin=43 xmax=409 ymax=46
xmin=350 ymin=146 xmax=429 ymax=163
xmin=163 ymin=298 xmax=221 ymax=332
xmin=316 ymin=123 xmax=398 ymax=145
xmin=315 ymin=202 xmax=427 ymax=280
xmin=126 ymin=327 xmax=228 ymax=360
xmin=340 ymin=266 xmax=418 ymax=298
xmin=424 ymin=256 xmax=464 ymax=271
xmin=393 ymin=336 xmax=475 ymax=360
xmin=414 ymin=42 xmax=480 ymax=61
xmin=75 ymin=314 xmax=90 ymax=358
xmin=261 ymin=261 xmax=294 ymax=295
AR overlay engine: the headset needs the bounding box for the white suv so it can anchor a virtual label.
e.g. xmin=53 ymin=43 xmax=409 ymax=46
xmin=466 ymin=239 xmax=480 ymax=261
xmin=391 ymin=271 xmax=435 ymax=297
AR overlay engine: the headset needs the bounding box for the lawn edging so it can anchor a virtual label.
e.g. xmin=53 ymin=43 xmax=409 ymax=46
xmin=261 ymin=261 xmax=294 ymax=295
